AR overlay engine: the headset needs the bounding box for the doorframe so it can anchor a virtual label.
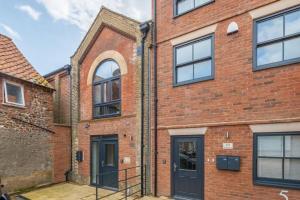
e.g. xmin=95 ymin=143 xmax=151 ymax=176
xmin=90 ymin=134 xmax=119 ymax=189
xmin=170 ymin=135 xmax=205 ymax=200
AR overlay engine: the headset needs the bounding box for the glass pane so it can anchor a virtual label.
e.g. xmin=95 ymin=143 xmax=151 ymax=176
xmin=105 ymin=144 xmax=115 ymax=166
xmin=193 ymin=38 xmax=211 ymax=60
xmin=257 ymin=158 xmax=282 ymax=179
xmin=179 ymin=141 xmax=197 ymax=170
xmin=257 ymin=16 xmax=283 ymax=43
xmin=6 ymin=83 xmax=24 ymax=105
xmin=94 ymin=60 xmax=120 ymax=82
xmin=176 ymin=44 xmax=193 ymax=65
xmin=284 ymin=159 xmax=300 ymax=180
xmin=177 ymin=64 xmax=193 ymax=83
xmin=195 ymin=0 xmax=211 ymax=7
xmin=284 ymin=37 xmax=300 ymax=60
xmin=194 ymin=60 xmax=212 ymax=78
xmin=257 ymin=42 xmax=283 ymax=66
xmin=285 ymin=135 xmax=300 ymax=157
xmin=258 ymin=136 xmax=283 ymax=157
xmin=94 ymin=103 xmax=121 ymax=116
xmin=103 ymin=82 xmax=110 ymax=103
xmin=112 ymin=79 xmax=120 ymax=100
xmin=177 ymin=0 xmax=194 ymax=15
xmin=94 ymin=84 xmax=102 ymax=104
xmin=285 ymin=10 xmax=300 ymax=36
xmin=92 ymin=142 xmax=99 ymax=184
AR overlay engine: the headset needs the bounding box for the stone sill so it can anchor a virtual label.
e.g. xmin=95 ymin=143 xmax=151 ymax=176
xmin=2 ymin=102 xmax=26 ymax=109
xmin=80 ymin=114 xmax=136 ymax=123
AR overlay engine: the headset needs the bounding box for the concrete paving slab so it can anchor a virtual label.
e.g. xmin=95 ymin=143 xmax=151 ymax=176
xmin=19 ymin=183 xmax=163 ymax=200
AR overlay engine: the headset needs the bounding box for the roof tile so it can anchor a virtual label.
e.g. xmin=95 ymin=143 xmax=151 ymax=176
xmin=0 ymin=33 xmax=52 ymax=88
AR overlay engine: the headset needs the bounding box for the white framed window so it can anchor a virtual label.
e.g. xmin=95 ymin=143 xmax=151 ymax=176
xmin=3 ymin=80 xmax=25 ymax=107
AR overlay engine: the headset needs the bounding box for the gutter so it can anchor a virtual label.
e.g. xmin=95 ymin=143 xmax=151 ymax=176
xmin=140 ymin=22 xmax=150 ymax=197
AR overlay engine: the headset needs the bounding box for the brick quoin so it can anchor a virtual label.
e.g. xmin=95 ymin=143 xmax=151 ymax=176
xmin=154 ymin=0 xmax=300 ymax=199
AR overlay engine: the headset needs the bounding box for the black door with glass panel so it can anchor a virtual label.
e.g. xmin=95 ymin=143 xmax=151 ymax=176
xmin=172 ymin=136 xmax=204 ymax=200
xmin=91 ymin=136 xmax=118 ymax=190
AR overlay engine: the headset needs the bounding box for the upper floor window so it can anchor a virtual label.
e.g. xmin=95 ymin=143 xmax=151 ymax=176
xmin=93 ymin=60 xmax=121 ymax=118
xmin=174 ymin=35 xmax=214 ymax=86
xmin=3 ymin=80 xmax=25 ymax=107
xmin=175 ymin=0 xmax=214 ymax=16
xmin=254 ymin=133 xmax=300 ymax=189
xmin=254 ymin=7 xmax=300 ymax=70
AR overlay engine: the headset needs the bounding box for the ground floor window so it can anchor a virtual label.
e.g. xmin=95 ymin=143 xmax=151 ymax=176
xmin=254 ymin=133 xmax=300 ymax=188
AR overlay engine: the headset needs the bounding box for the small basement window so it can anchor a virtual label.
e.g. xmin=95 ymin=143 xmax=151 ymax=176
xmin=3 ymin=80 xmax=25 ymax=106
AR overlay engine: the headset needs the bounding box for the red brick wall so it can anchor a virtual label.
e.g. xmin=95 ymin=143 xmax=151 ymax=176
xmin=78 ymin=26 xmax=139 ymax=182
xmin=80 ymin=26 xmax=137 ymax=120
xmin=157 ymin=126 xmax=300 ymax=199
xmin=52 ymin=125 xmax=71 ymax=183
xmin=46 ymin=71 xmax=71 ymax=125
xmin=154 ymin=0 xmax=300 ymax=199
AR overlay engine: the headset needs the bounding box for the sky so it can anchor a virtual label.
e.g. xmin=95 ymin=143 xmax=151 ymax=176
xmin=0 ymin=0 xmax=151 ymax=75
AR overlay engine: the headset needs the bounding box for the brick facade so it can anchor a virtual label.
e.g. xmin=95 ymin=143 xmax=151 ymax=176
xmin=46 ymin=67 xmax=71 ymax=125
xmin=154 ymin=0 xmax=300 ymax=199
xmin=71 ymin=7 xmax=151 ymax=187
xmin=0 ymin=75 xmax=54 ymax=192
xmin=46 ymin=67 xmax=72 ymax=184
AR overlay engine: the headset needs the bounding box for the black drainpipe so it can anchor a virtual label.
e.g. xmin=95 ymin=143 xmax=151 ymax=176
xmin=153 ymin=0 xmax=158 ymax=196
xmin=140 ymin=22 xmax=150 ymax=196
xmin=65 ymin=64 xmax=72 ymax=181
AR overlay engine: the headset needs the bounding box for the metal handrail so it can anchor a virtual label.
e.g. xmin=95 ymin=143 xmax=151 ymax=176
xmin=95 ymin=165 xmax=146 ymax=200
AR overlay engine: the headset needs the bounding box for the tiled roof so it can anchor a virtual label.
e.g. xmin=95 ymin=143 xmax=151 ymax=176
xmin=0 ymin=33 xmax=52 ymax=88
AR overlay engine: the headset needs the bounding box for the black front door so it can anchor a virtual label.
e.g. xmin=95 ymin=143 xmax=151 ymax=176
xmin=91 ymin=135 xmax=118 ymax=190
xmin=172 ymin=136 xmax=204 ymax=200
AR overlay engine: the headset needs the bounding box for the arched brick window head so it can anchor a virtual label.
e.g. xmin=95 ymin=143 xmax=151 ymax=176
xmin=93 ymin=60 xmax=121 ymax=118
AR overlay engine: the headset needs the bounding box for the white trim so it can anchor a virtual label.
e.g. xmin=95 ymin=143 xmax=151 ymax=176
xmin=250 ymin=122 xmax=300 ymax=133
xmin=3 ymin=80 xmax=25 ymax=107
xmin=249 ymin=0 xmax=300 ymax=19
xmin=168 ymin=127 xmax=208 ymax=136
xmin=170 ymin=24 xmax=218 ymax=46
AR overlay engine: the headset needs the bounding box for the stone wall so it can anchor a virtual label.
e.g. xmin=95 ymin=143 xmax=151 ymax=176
xmin=0 ymin=75 xmax=54 ymax=192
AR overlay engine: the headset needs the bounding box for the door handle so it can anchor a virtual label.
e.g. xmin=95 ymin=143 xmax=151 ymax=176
xmin=173 ymin=162 xmax=177 ymax=172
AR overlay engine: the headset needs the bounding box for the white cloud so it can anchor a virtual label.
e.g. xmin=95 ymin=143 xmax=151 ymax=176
xmin=37 ymin=0 xmax=151 ymax=31
xmin=0 ymin=23 xmax=21 ymax=40
xmin=17 ymin=5 xmax=41 ymax=21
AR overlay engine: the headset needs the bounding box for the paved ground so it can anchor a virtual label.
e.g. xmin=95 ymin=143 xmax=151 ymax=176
xmin=18 ymin=183 xmax=164 ymax=200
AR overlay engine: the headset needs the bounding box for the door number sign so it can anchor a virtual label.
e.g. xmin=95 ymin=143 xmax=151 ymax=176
xmin=279 ymin=190 xmax=288 ymax=200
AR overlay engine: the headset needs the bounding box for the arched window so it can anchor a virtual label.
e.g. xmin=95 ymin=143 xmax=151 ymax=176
xmin=93 ymin=60 xmax=121 ymax=118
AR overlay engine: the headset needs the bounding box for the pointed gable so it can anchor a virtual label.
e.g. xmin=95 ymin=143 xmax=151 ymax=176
xmin=72 ymin=6 xmax=141 ymax=64
xmin=0 ymin=34 xmax=52 ymax=88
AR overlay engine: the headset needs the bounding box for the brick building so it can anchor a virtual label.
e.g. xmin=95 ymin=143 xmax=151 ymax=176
xmin=69 ymin=7 xmax=151 ymax=191
xmin=0 ymin=34 xmax=55 ymax=192
xmin=45 ymin=66 xmax=72 ymax=184
xmin=152 ymin=0 xmax=300 ymax=199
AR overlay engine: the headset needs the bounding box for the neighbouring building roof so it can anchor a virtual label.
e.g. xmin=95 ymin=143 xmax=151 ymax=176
xmin=0 ymin=33 xmax=52 ymax=88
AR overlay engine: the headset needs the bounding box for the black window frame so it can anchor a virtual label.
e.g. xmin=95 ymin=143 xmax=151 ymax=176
xmin=173 ymin=0 xmax=214 ymax=17
xmin=173 ymin=34 xmax=215 ymax=87
xmin=253 ymin=132 xmax=300 ymax=189
xmin=92 ymin=60 xmax=121 ymax=119
xmin=253 ymin=6 xmax=300 ymax=71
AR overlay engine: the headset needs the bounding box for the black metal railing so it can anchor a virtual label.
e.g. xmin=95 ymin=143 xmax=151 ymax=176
xmin=95 ymin=165 xmax=146 ymax=200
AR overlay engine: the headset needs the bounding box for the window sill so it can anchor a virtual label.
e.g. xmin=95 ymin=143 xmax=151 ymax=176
xmin=253 ymin=58 xmax=300 ymax=71
xmin=173 ymin=76 xmax=214 ymax=87
xmin=2 ymin=102 xmax=26 ymax=109
xmin=173 ymin=0 xmax=215 ymax=19
xmin=254 ymin=180 xmax=300 ymax=190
